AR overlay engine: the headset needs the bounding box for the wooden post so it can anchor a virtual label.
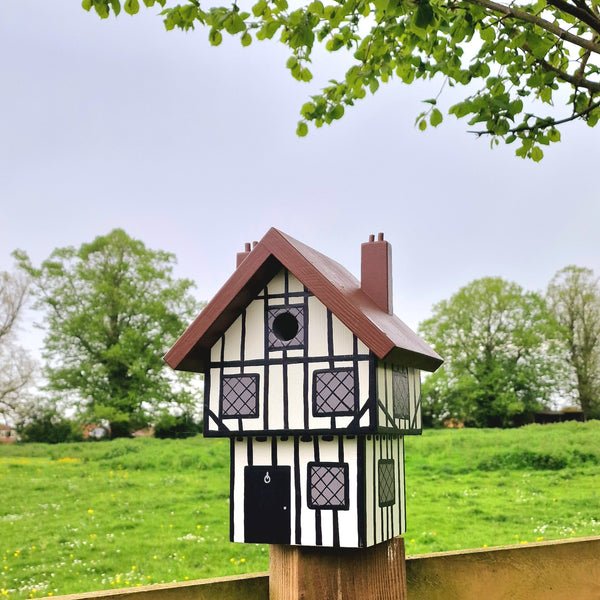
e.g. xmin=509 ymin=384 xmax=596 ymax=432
xmin=269 ymin=537 xmax=407 ymax=600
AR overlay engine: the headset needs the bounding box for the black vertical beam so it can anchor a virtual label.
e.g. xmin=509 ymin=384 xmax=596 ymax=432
xmin=369 ymin=353 xmax=378 ymax=433
xmin=397 ymin=435 xmax=403 ymax=533
xmin=303 ymin=287 xmax=310 ymax=430
xmin=313 ymin=436 xmax=322 ymax=545
xmin=240 ymin=309 xmax=246 ymax=373
xmin=247 ymin=437 xmax=253 ymax=466
xmin=371 ymin=436 xmax=377 ymax=545
xmin=326 ymin=309 xmax=334 ymax=370
xmin=229 ymin=437 xmax=236 ymax=542
xmin=379 ymin=434 xmax=384 ymax=543
xmin=403 ymin=438 xmax=407 ymax=532
xmin=294 ymin=436 xmax=302 ymax=545
xmin=262 ymin=285 xmax=270 ymax=431
xmin=357 ymin=436 xmax=366 ymax=547
xmin=282 ymin=352 xmax=289 ymax=430
xmin=387 ymin=435 xmax=392 ymax=540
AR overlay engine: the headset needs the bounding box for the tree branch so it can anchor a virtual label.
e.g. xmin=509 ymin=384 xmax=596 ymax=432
xmin=469 ymin=98 xmax=600 ymax=134
xmin=545 ymin=0 xmax=600 ymax=35
xmin=538 ymin=59 xmax=600 ymax=92
xmin=467 ymin=0 xmax=600 ymax=54
xmin=522 ymin=43 xmax=600 ymax=92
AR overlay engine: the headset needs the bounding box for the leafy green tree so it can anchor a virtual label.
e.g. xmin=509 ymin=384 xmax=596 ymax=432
xmin=419 ymin=277 xmax=558 ymax=427
xmin=547 ymin=266 xmax=600 ymax=420
xmin=15 ymin=230 xmax=201 ymax=438
xmin=85 ymin=0 xmax=600 ymax=160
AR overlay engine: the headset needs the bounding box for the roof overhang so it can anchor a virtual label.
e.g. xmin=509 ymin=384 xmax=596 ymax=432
xmin=164 ymin=228 xmax=443 ymax=373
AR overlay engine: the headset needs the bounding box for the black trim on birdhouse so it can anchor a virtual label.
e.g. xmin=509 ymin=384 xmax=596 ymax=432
xmin=378 ymin=459 xmax=396 ymax=508
xmin=220 ymin=373 xmax=260 ymax=419
xmin=312 ymin=367 xmax=357 ymax=417
xmin=307 ymin=462 xmax=350 ymax=510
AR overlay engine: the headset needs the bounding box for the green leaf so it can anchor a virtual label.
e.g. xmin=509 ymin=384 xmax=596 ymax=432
xmin=330 ymin=104 xmax=345 ymax=119
xmin=241 ymin=32 xmax=252 ymax=46
xmin=418 ymin=118 xmax=427 ymax=131
xmin=82 ymin=0 xmax=93 ymax=12
xmin=586 ymin=110 xmax=599 ymax=128
xmin=430 ymin=108 xmax=443 ymax=127
xmin=480 ymin=26 xmax=495 ymax=43
xmin=110 ymin=0 xmax=121 ymax=15
xmin=301 ymin=102 xmax=316 ymax=118
xmin=530 ymin=146 xmax=543 ymax=162
xmin=300 ymin=68 xmax=313 ymax=82
xmin=209 ymin=28 xmax=223 ymax=45
xmin=124 ymin=0 xmax=139 ymax=15
xmin=308 ymin=0 xmax=324 ymax=15
xmin=414 ymin=2 xmax=434 ymax=30
xmin=252 ymin=0 xmax=267 ymax=16
xmin=540 ymin=87 xmax=552 ymax=103
xmin=509 ymin=99 xmax=523 ymax=116
xmin=224 ymin=12 xmax=245 ymax=34
xmin=264 ymin=20 xmax=281 ymax=39
xmin=326 ymin=37 xmax=345 ymax=52
xmin=296 ymin=121 xmax=309 ymax=136
xmin=373 ymin=0 xmax=390 ymax=13
xmin=94 ymin=1 xmax=110 ymax=18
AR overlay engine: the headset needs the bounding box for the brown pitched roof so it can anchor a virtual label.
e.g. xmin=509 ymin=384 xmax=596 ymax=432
xmin=164 ymin=228 xmax=442 ymax=373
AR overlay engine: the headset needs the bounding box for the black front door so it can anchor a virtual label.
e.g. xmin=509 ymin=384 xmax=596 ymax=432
xmin=244 ymin=465 xmax=291 ymax=544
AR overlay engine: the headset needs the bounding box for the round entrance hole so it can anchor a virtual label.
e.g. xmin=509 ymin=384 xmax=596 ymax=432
xmin=272 ymin=311 xmax=299 ymax=341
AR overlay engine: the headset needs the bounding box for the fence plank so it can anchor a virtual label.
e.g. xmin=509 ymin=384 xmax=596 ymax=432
xmin=406 ymin=536 xmax=600 ymax=600
xmin=42 ymin=536 xmax=600 ymax=600
xmin=42 ymin=572 xmax=269 ymax=600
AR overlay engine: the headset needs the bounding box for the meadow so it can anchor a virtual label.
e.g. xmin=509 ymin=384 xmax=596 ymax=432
xmin=1 ymin=421 xmax=599 ymax=599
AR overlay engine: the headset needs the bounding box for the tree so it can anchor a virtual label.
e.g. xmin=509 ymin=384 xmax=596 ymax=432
xmin=15 ymin=229 xmax=201 ymax=437
xmin=418 ymin=277 xmax=558 ymax=427
xmin=0 ymin=269 xmax=35 ymax=425
xmin=547 ymin=266 xmax=600 ymax=420
xmin=85 ymin=0 xmax=600 ymax=160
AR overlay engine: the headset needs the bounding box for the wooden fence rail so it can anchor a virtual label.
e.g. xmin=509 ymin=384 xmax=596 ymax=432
xmin=45 ymin=536 xmax=600 ymax=600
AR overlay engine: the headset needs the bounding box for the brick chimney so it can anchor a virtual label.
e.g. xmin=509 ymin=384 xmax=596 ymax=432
xmin=236 ymin=241 xmax=258 ymax=268
xmin=361 ymin=233 xmax=393 ymax=314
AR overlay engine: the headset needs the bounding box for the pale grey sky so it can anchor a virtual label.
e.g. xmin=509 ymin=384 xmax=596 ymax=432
xmin=1 ymin=0 xmax=599 ymax=358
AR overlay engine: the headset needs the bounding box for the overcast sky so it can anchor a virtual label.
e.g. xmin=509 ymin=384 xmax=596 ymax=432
xmin=2 ymin=0 xmax=599 ymax=359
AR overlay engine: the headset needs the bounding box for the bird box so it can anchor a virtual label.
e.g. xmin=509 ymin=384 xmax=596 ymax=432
xmin=165 ymin=228 xmax=442 ymax=548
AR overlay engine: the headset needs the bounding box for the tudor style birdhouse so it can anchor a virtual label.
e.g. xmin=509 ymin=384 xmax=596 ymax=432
xmin=165 ymin=229 xmax=442 ymax=549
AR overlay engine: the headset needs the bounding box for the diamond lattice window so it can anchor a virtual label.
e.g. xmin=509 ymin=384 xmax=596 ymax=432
xmin=267 ymin=305 xmax=305 ymax=350
xmin=378 ymin=459 xmax=396 ymax=507
xmin=313 ymin=368 xmax=356 ymax=416
xmin=221 ymin=374 xmax=259 ymax=418
xmin=392 ymin=366 xmax=410 ymax=420
xmin=308 ymin=463 xmax=349 ymax=510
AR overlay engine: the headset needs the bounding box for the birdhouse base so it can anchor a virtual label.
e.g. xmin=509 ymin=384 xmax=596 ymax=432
xmin=269 ymin=536 xmax=407 ymax=600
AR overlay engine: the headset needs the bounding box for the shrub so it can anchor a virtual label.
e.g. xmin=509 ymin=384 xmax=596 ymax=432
xmin=17 ymin=410 xmax=83 ymax=444
xmin=154 ymin=412 xmax=201 ymax=439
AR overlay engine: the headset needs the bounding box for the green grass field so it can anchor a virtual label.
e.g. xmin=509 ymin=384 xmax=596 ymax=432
xmin=1 ymin=421 xmax=599 ymax=599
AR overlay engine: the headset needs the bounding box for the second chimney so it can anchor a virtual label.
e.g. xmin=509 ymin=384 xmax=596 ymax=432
xmin=361 ymin=233 xmax=393 ymax=314
xmin=236 ymin=242 xmax=252 ymax=268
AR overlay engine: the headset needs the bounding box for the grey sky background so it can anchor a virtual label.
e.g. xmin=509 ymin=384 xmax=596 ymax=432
xmin=1 ymin=0 xmax=599 ymax=360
